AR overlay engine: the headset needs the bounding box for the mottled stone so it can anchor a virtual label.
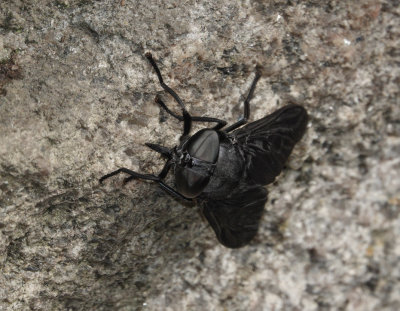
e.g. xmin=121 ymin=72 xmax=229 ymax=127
xmin=0 ymin=0 xmax=399 ymax=310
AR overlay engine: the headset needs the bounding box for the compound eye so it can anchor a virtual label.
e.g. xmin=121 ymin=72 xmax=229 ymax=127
xmin=175 ymin=166 xmax=211 ymax=198
xmin=187 ymin=129 xmax=219 ymax=164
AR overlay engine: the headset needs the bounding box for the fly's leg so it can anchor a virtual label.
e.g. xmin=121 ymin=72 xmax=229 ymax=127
xmin=99 ymin=162 xmax=193 ymax=202
xmin=145 ymin=142 xmax=172 ymax=159
xmin=122 ymin=158 xmax=171 ymax=184
xmin=155 ymin=96 xmax=227 ymax=130
xmin=224 ymin=71 xmax=261 ymax=133
xmin=145 ymin=52 xmax=192 ymax=139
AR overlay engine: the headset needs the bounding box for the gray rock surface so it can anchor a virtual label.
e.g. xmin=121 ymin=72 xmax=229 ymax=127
xmin=1 ymin=0 xmax=399 ymax=310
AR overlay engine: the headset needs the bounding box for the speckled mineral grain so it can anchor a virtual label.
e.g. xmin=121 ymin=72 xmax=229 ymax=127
xmin=0 ymin=1 xmax=399 ymax=310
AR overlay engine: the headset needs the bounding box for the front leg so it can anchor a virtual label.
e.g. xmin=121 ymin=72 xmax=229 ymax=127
xmin=145 ymin=142 xmax=172 ymax=159
xmin=99 ymin=164 xmax=193 ymax=202
xmin=145 ymin=52 xmax=192 ymax=139
xmin=99 ymin=167 xmax=159 ymax=184
xmin=155 ymin=96 xmax=227 ymax=130
xmin=224 ymin=71 xmax=261 ymax=133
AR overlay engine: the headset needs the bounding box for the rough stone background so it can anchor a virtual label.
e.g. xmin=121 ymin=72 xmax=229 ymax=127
xmin=1 ymin=0 xmax=399 ymax=310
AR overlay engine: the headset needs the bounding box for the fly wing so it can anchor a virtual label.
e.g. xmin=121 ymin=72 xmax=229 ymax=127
xmin=201 ymin=185 xmax=268 ymax=248
xmin=233 ymin=104 xmax=308 ymax=185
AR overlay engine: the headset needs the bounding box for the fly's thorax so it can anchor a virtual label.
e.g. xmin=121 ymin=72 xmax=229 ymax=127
xmin=202 ymin=139 xmax=244 ymax=197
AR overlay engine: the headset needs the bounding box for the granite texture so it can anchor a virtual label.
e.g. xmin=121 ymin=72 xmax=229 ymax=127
xmin=0 ymin=0 xmax=399 ymax=310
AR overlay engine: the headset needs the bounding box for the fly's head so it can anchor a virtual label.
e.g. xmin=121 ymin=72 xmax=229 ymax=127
xmin=171 ymin=129 xmax=220 ymax=198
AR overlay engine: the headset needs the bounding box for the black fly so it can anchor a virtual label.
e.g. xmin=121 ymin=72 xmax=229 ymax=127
xmin=100 ymin=53 xmax=308 ymax=248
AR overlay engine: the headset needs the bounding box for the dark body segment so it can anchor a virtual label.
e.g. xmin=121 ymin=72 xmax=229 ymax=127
xmin=202 ymin=133 xmax=244 ymax=197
